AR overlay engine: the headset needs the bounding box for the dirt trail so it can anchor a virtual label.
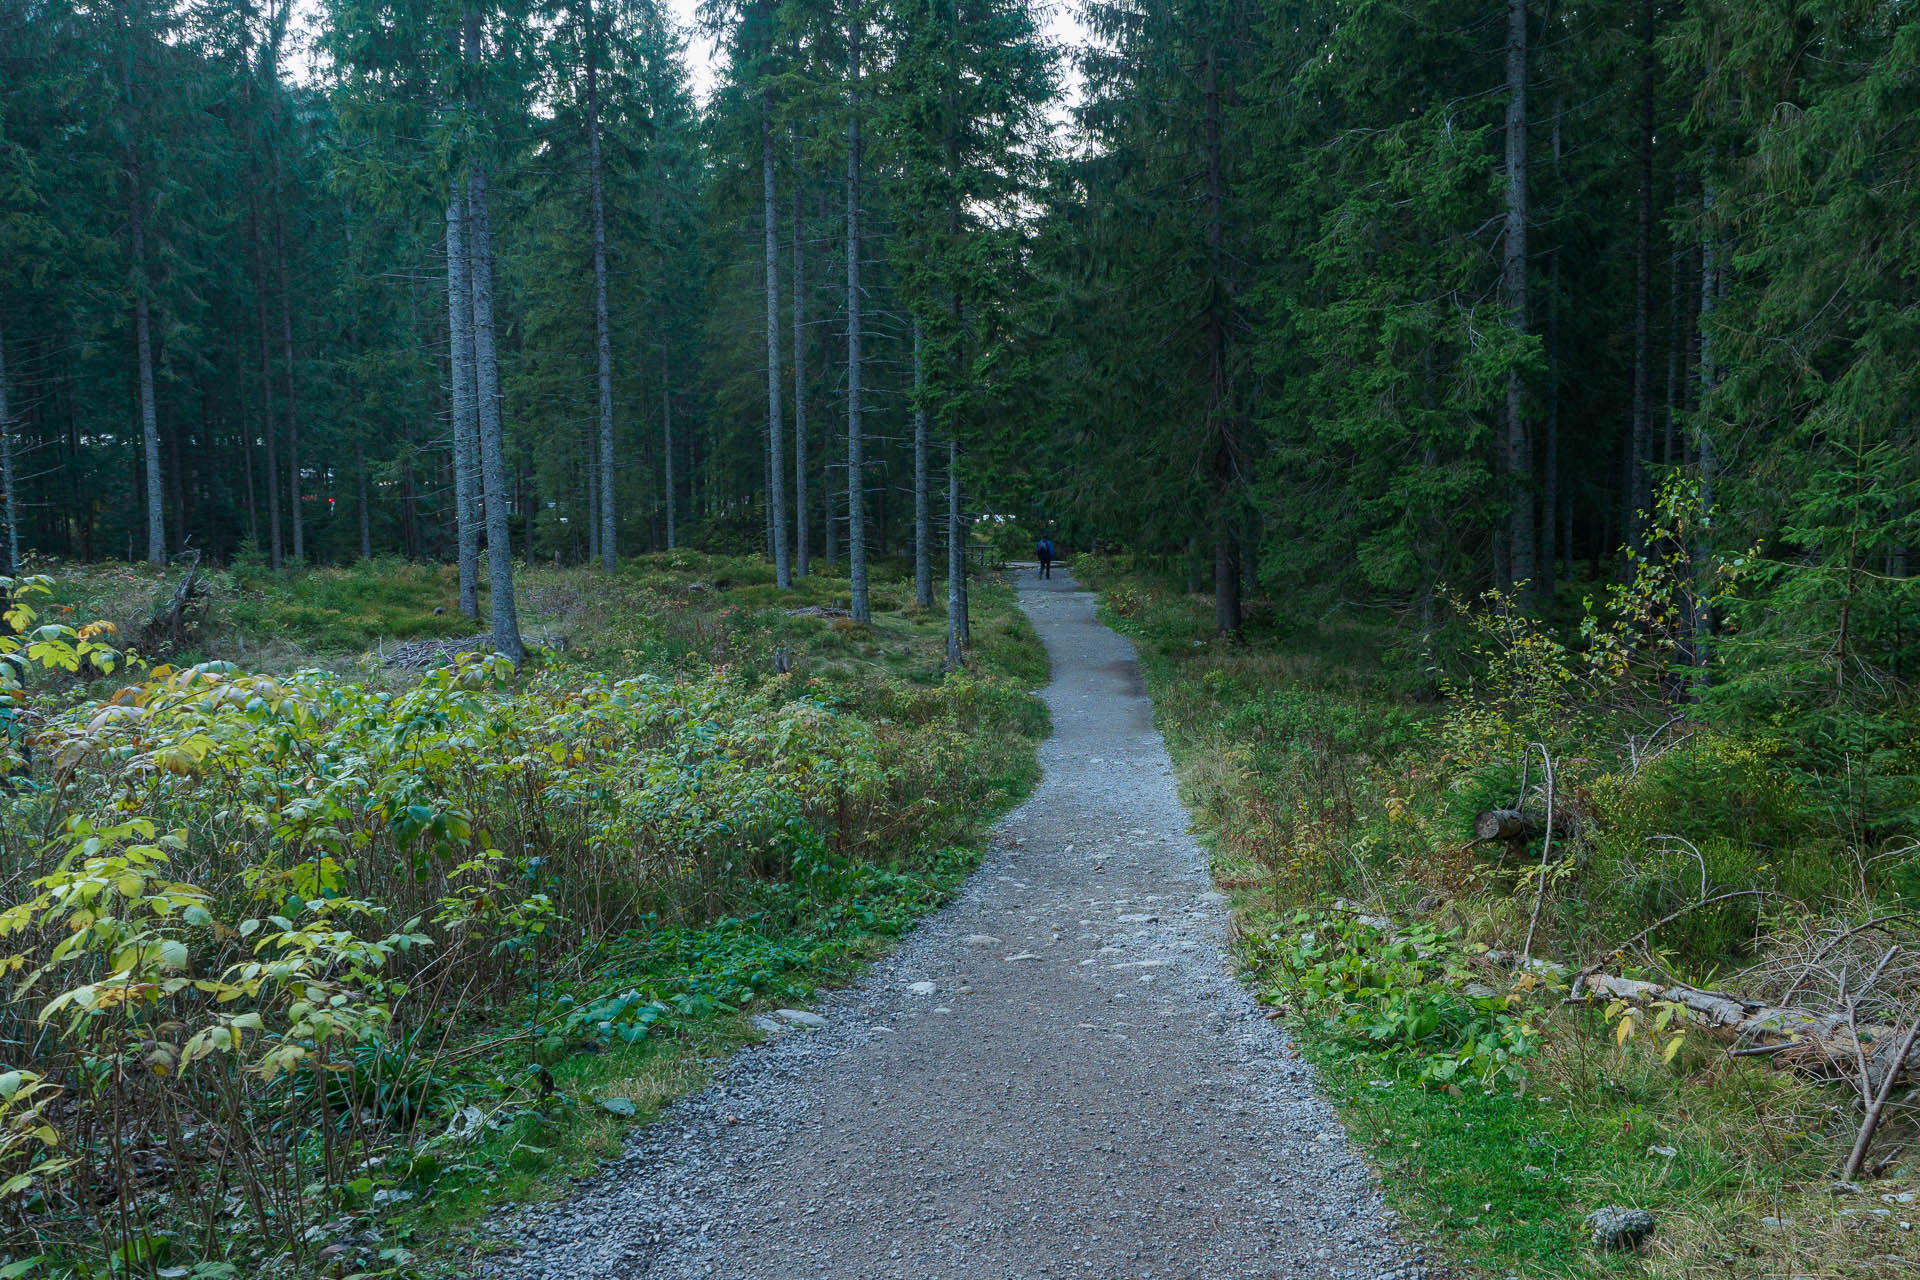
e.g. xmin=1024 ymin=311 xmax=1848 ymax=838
xmin=497 ymin=570 xmax=1421 ymax=1279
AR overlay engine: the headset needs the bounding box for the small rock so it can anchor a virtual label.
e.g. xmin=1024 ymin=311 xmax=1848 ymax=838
xmin=1646 ymin=1144 xmax=1677 ymax=1159
xmin=1585 ymin=1205 xmax=1656 ymax=1251
xmin=906 ymin=981 xmax=937 ymax=996
xmin=963 ymin=934 xmax=1002 ymax=947
xmin=1828 ymin=1180 xmax=1865 ymax=1197
xmin=773 ymin=1009 xmax=827 ymax=1029
xmin=749 ymin=1015 xmax=787 ymax=1035
xmin=1003 ymin=952 xmax=1042 ymax=962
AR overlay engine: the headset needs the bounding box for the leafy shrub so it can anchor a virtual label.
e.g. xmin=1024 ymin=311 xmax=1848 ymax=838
xmin=0 ymin=565 xmax=1047 ymax=1274
xmin=1246 ymin=909 xmax=1541 ymax=1087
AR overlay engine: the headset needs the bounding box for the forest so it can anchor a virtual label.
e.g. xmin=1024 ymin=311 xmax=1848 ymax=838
xmin=1 ymin=0 xmax=1918 ymax=1273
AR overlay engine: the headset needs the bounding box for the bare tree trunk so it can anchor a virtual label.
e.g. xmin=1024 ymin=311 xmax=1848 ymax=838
xmin=662 ymin=358 xmax=676 ymax=550
xmin=913 ymin=320 xmax=931 ymax=607
xmin=792 ymin=149 xmax=808 ymax=579
xmin=763 ymin=92 xmax=790 ymax=588
xmin=248 ymin=214 xmax=282 ymax=568
xmin=0 ymin=317 xmax=16 ymax=577
xmin=120 ymin=5 xmax=164 ymax=566
xmin=1503 ymin=0 xmax=1534 ymax=600
xmin=1665 ymin=211 xmax=1683 ymax=467
xmin=469 ymin=160 xmax=523 ymax=662
xmin=587 ymin=6 xmax=617 ymax=571
xmin=824 ymin=473 xmax=837 ymax=564
xmin=356 ymin=439 xmax=372 ymax=559
xmin=586 ymin=433 xmax=599 ymax=563
xmin=267 ymin=67 xmax=301 ymax=565
xmin=1202 ymin=35 xmax=1239 ymax=634
xmin=1627 ymin=0 xmax=1654 ymax=556
xmin=1540 ymin=100 xmax=1561 ymax=604
xmin=1213 ymin=534 xmax=1241 ymax=633
xmin=845 ymin=17 xmax=870 ymax=622
xmin=447 ymin=180 xmax=481 ymax=615
xmin=1694 ymin=174 xmax=1719 ymax=674
xmin=946 ymin=438 xmax=968 ymax=663
xmin=239 ymin=371 xmax=259 ymax=547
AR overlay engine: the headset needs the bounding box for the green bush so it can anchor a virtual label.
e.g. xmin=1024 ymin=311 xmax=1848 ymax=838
xmin=1247 ymin=909 xmax=1541 ymax=1088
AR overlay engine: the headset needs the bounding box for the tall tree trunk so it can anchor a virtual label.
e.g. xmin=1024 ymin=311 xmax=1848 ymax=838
xmin=1502 ymin=0 xmax=1534 ymax=599
xmin=1627 ymin=0 xmax=1655 ymax=556
xmin=1202 ymin=35 xmax=1239 ymax=633
xmin=120 ymin=7 xmax=164 ymax=566
xmin=586 ymin=433 xmax=599 ymax=563
xmin=845 ymin=17 xmax=870 ymax=622
xmin=792 ymin=149 xmax=808 ymax=579
xmin=166 ymin=403 xmax=187 ymax=552
xmin=913 ymin=320 xmax=931 ymax=607
xmin=587 ymin=8 xmax=617 ymax=572
xmin=0 ymin=317 xmax=16 ymax=577
xmin=946 ymin=438 xmax=968 ymax=664
xmin=469 ymin=161 xmax=522 ymax=662
xmin=248 ymin=203 xmax=283 ymax=569
xmin=1540 ymin=100 xmax=1561 ymax=603
xmin=1213 ymin=534 xmax=1241 ymax=631
xmin=274 ymin=205 xmax=301 ymax=563
xmin=763 ymin=92 xmax=790 ymax=588
xmin=239 ymin=368 xmax=259 ymax=547
xmin=447 ymin=180 xmax=481 ymax=615
xmin=356 ymin=439 xmax=372 ymax=559
xmin=267 ymin=64 xmax=301 ymax=565
xmin=1665 ymin=172 xmax=1689 ymax=468
xmin=662 ymin=359 xmax=676 ymax=550
xmin=1694 ymin=175 xmax=1719 ymax=674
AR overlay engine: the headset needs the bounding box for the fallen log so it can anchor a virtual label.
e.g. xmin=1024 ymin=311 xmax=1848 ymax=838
xmin=1568 ymin=970 xmax=1919 ymax=1084
xmin=1472 ymin=807 xmax=1582 ymax=843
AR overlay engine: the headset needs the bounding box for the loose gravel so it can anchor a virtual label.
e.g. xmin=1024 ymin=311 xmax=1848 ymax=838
xmin=490 ymin=571 xmax=1426 ymax=1279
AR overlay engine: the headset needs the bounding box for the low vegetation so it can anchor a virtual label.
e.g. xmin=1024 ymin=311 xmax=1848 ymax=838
xmin=0 ymin=554 xmax=1046 ymax=1278
xmin=1080 ymin=491 xmax=1920 ymax=1278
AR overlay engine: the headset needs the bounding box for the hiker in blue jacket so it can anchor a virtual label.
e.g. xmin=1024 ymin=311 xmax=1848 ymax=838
xmin=1036 ymin=536 xmax=1055 ymax=579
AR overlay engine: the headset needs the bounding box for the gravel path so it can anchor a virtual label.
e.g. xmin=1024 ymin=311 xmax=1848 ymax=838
xmin=495 ymin=570 xmax=1424 ymax=1279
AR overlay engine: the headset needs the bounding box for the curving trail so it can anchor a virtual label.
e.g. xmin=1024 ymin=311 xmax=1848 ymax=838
xmin=497 ymin=570 xmax=1423 ymax=1280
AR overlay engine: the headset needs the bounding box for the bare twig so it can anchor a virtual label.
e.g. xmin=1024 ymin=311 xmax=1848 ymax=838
xmin=1843 ymin=1010 xmax=1920 ymax=1181
xmin=1577 ymin=889 xmax=1775 ymax=980
xmin=1521 ymin=741 xmax=1556 ymax=964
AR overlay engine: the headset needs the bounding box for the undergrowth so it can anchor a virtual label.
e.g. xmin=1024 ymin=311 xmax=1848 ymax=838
xmin=0 ymin=554 xmax=1046 ymax=1278
xmin=1080 ymin=487 xmax=1920 ymax=1278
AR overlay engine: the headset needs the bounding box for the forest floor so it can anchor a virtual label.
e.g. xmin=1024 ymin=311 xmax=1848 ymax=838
xmin=483 ymin=568 xmax=1418 ymax=1280
xmin=1075 ymin=558 xmax=1920 ymax=1279
xmin=4 ymin=552 xmax=1055 ymax=1277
